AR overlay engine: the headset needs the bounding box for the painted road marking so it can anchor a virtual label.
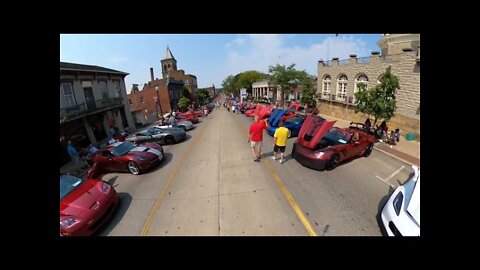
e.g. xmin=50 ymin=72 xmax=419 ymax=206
xmin=234 ymin=116 xmax=318 ymax=236
xmin=141 ymin=128 xmax=206 ymax=236
xmin=376 ymin=165 xmax=405 ymax=188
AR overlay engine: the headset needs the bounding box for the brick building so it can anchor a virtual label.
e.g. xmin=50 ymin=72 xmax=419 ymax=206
xmin=127 ymin=47 xmax=196 ymax=125
xmin=316 ymin=34 xmax=420 ymax=138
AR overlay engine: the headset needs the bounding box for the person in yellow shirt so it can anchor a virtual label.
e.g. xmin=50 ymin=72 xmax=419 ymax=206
xmin=272 ymin=121 xmax=290 ymax=164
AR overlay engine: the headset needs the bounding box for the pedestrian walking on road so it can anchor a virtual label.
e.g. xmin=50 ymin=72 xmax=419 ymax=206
xmin=272 ymin=121 xmax=290 ymax=164
xmin=248 ymin=115 xmax=269 ymax=162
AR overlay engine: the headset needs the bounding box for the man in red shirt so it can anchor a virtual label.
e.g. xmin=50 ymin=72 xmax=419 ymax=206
xmin=248 ymin=115 xmax=269 ymax=162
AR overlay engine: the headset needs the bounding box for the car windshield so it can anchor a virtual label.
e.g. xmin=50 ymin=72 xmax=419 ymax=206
xmin=112 ymin=141 xmax=137 ymax=156
xmin=149 ymin=129 xmax=164 ymax=135
xmin=323 ymin=128 xmax=351 ymax=145
xmin=139 ymin=130 xmax=155 ymax=136
xmin=60 ymin=175 xmax=83 ymax=199
xmin=286 ymin=116 xmax=304 ymax=123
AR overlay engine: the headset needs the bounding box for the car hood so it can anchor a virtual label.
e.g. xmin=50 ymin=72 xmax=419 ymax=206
xmin=269 ymin=109 xmax=286 ymax=127
xmin=128 ymin=146 xmax=162 ymax=158
xmin=406 ymin=167 xmax=420 ymax=225
xmin=60 ymin=180 xmax=105 ymax=217
xmin=297 ymin=115 xmax=335 ymax=150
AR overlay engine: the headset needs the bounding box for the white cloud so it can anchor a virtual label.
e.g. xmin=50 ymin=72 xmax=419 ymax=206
xmin=225 ymin=34 xmax=371 ymax=77
xmin=226 ymin=37 xmax=246 ymax=47
xmin=109 ymin=56 xmax=128 ymax=63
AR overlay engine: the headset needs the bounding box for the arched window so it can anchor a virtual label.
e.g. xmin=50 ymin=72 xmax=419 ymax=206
xmin=354 ymin=74 xmax=368 ymax=103
xmin=168 ymin=63 xmax=171 ymax=70
xmin=336 ymin=74 xmax=348 ymax=101
xmin=322 ymin=75 xmax=331 ymax=99
xmin=163 ymin=65 xmax=167 ymax=72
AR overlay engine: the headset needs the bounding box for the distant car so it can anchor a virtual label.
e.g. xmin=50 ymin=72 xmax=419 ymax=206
xmin=152 ymin=120 xmax=193 ymax=132
xmin=292 ymin=117 xmax=375 ymax=170
xmin=381 ymin=165 xmax=420 ymax=236
xmin=267 ymin=112 xmax=307 ymax=137
xmin=177 ymin=112 xmax=199 ymax=123
xmin=89 ymin=141 xmax=164 ymax=177
xmin=60 ymin=174 xmax=119 ymax=236
xmin=126 ymin=128 xmax=186 ymax=145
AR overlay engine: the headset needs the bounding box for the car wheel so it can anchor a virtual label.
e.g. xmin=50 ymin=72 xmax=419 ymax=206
xmin=364 ymin=143 xmax=374 ymax=157
xmin=288 ymin=132 xmax=292 ymax=138
xmin=127 ymin=161 xmax=140 ymax=175
xmin=326 ymin=154 xmax=339 ymax=171
xmin=165 ymin=136 xmax=175 ymax=145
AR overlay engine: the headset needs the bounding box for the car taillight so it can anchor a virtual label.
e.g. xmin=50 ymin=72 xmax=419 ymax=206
xmin=102 ymin=182 xmax=111 ymax=194
xmin=60 ymin=216 xmax=80 ymax=229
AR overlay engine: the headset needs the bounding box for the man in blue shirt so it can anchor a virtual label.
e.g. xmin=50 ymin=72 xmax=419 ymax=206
xmin=66 ymin=140 xmax=80 ymax=165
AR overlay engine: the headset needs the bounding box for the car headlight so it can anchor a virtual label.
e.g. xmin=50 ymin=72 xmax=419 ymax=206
xmin=102 ymin=182 xmax=111 ymax=194
xmin=314 ymin=151 xmax=325 ymax=158
xmin=135 ymin=156 xmax=148 ymax=161
xmin=60 ymin=216 xmax=80 ymax=229
xmin=392 ymin=191 xmax=404 ymax=216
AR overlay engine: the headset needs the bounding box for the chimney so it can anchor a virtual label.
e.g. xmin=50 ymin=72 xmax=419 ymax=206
xmin=150 ymin=68 xmax=155 ymax=81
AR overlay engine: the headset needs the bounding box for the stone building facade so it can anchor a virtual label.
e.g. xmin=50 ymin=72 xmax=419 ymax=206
xmin=317 ymin=34 xmax=420 ymax=139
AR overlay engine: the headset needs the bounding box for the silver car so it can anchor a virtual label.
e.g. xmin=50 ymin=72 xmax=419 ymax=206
xmin=126 ymin=128 xmax=186 ymax=145
xmin=152 ymin=120 xmax=194 ymax=132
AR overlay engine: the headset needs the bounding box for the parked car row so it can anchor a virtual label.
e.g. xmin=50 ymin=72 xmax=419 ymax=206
xmin=60 ymin=103 xmax=217 ymax=236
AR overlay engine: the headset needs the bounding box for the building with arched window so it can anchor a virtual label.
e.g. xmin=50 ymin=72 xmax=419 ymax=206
xmin=316 ymin=34 xmax=420 ymax=138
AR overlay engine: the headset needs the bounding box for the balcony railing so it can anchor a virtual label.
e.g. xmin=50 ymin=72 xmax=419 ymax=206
xmin=60 ymin=97 xmax=123 ymax=122
xmin=339 ymin=59 xmax=349 ymax=65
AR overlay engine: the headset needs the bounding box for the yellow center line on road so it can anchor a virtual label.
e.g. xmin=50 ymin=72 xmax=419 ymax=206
xmin=141 ymin=128 xmax=206 ymax=236
xmin=233 ymin=115 xmax=318 ymax=236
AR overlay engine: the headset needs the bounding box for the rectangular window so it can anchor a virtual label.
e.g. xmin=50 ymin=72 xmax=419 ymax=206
xmin=322 ymin=82 xmax=330 ymax=98
xmin=113 ymin=81 xmax=121 ymax=98
xmin=140 ymin=97 xmax=145 ymax=103
xmin=185 ymin=80 xmax=190 ymax=85
xmin=129 ymin=99 xmax=132 ymax=105
xmin=61 ymin=82 xmax=76 ymax=108
xmin=99 ymin=81 xmax=109 ymax=100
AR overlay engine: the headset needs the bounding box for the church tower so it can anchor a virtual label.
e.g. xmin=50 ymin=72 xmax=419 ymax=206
xmin=161 ymin=46 xmax=177 ymax=78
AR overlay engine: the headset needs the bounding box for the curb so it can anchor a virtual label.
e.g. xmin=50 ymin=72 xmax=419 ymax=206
xmin=373 ymin=146 xmax=418 ymax=166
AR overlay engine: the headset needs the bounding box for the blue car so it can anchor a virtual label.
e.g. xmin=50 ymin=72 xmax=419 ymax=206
xmin=267 ymin=109 xmax=308 ymax=137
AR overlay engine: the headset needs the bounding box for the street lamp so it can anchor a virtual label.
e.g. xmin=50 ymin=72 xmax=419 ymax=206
xmin=155 ymin=86 xmax=163 ymax=117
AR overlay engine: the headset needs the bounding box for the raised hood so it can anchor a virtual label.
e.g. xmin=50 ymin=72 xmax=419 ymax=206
xmin=268 ymin=109 xmax=286 ymax=127
xmin=406 ymin=166 xmax=420 ymax=225
xmin=297 ymin=115 xmax=335 ymax=150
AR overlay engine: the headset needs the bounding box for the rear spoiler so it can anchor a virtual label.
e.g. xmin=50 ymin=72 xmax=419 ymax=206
xmin=349 ymin=122 xmax=375 ymax=134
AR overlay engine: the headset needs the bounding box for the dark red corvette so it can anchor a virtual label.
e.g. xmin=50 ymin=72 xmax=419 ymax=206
xmin=292 ymin=116 xmax=375 ymax=170
xmin=60 ymin=174 xmax=119 ymax=236
xmin=88 ymin=141 xmax=164 ymax=178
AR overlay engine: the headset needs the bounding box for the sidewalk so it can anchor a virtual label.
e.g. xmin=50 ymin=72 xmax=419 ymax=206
xmin=321 ymin=115 xmax=420 ymax=166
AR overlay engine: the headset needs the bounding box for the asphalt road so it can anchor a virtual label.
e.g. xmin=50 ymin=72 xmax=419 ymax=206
xmin=98 ymin=108 xmax=413 ymax=236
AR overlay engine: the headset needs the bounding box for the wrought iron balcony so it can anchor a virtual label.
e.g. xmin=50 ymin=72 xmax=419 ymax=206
xmin=60 ymin=97 xmax=123 ymax=123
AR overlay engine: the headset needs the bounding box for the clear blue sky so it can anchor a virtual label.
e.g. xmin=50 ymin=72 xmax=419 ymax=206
xmin=60 ymin=34 xmax=383 ymax=93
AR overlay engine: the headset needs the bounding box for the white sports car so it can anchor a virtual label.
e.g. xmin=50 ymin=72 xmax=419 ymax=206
xmin=381 ymin=165 xmax=420 ymax=236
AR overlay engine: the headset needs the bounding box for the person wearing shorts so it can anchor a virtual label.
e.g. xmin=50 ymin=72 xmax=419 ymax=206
xmin=248 ymin=115 xmax=268 ymax=162
xmin=272 ymin=121 xmax=290 ymax=164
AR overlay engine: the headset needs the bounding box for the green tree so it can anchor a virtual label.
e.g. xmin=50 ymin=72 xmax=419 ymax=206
xmin=182 ymin=86 xmax=192 ymax=100
xmin=178 ymin=96 xmax=191 ymax=112
xmin=268 ymin=64 xmax=304 ymax=107
xmin=197 ymin=89 xmax=211 ymax=105
xmin=354 ymin=66 xmax=400 ymax=126
xmin=235 ymin=70 xmax=269 ymax=95
xmin=221 ymin=75 xmax=237 ymax=97
xmin=299 ymin=73 xmax=318 ymax=109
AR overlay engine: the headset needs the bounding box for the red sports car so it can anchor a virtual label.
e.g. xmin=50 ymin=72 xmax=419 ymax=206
xmin=60 ymin=174 xmax=119 ymax=236
xmin=177 ymin=112 xmax=199 ymax=123
xmin=280 ymin=102 xmax=305 ymax=121
xmin=88 ymin=141 xmax=164 ymax=177
xmin=292 ymin=116 xmax=375 ymax=170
